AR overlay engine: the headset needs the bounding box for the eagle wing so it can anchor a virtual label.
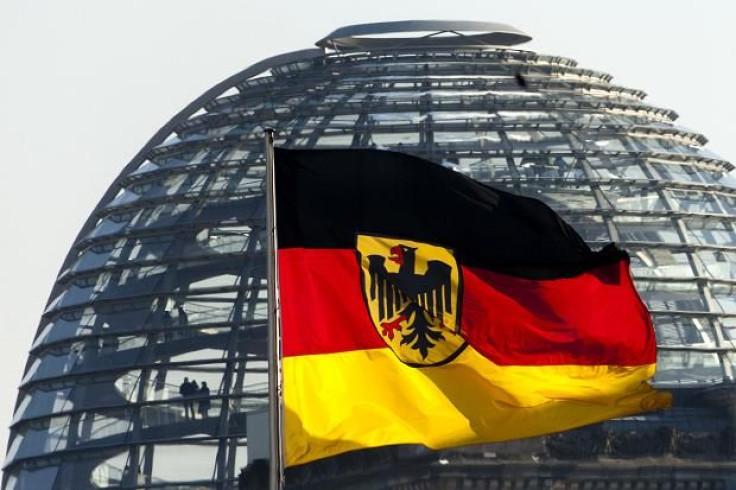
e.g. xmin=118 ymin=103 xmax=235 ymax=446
xmin=367 ymin=255 xmax=452 ymax=325
xmin=415 ymin=261 xmax=453 ymax=323
xmin=367 ymin=255 xmax=406 ymax=323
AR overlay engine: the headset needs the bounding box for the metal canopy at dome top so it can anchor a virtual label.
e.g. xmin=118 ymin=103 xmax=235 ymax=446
xmin=316 ymin=20 xmax=532 ymax=50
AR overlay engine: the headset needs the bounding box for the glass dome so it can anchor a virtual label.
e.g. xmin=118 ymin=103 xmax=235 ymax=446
xmin=5 ymin=21 xmax=736 ymax=490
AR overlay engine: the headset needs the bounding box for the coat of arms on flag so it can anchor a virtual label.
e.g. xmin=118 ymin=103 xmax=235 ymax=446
xmin=357 ymin=234 xmax=465 ymax=366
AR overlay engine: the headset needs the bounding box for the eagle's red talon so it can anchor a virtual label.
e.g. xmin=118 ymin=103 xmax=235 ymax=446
xmin=380 ymin=315 xmax=406 ymax=340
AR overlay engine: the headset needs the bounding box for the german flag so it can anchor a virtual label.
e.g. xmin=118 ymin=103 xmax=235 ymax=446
xmin=275 ymin=148 xmax=670 ymax=467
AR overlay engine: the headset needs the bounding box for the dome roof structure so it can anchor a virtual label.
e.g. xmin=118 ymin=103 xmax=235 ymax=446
xmin=5 ymin=21 xmax=736 ymax=490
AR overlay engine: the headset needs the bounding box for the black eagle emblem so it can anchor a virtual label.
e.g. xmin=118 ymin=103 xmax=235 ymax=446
xmin=367 ymin=244 xmax=454 ymax=359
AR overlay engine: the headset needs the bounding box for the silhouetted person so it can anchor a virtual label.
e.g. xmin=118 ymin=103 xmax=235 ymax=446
xmin=179 ymin=377 xmax=194 ymax=419
xmin=189 ymin=379 xmax=199 ymax=419
xmin=198 ymin=382 xmax=211 ymax=418
xmin=177 ymin=305 xmax=189 ymax=327
xmin=154 ymin=369 xmax=166 ymax=391
xmin=163 ymin=310 xmax=174 ymax=341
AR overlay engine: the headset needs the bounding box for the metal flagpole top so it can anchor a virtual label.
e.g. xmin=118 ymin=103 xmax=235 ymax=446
xmin=264 ymin=128 xmax=285 ymax=490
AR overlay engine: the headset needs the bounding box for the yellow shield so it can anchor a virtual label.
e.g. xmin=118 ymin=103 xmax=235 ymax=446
xmin=357 ymin=234 xmax=466 ymax=366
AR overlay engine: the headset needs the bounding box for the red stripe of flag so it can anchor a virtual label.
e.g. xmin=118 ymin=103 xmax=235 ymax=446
xmin=279 ymin=248 xmax=655 ymax=366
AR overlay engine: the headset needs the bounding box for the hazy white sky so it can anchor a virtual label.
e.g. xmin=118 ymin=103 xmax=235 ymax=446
xmin=0 ymin=0 xmax=733 ymax=458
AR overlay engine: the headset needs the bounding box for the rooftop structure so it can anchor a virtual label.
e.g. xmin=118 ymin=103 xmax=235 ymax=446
xmin=316 ymin=20 xmax=533 ymax=49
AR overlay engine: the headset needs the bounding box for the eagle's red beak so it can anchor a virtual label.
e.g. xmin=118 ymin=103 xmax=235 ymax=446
xmin=388 ymin=246 xmax=404 ymax=265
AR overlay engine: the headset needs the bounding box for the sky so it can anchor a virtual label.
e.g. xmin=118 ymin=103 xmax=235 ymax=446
xmin=0 ymin=0 xmax=733 ymax=460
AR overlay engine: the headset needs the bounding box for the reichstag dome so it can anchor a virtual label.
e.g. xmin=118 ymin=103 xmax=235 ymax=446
xmin=5 ymin=20 xmax=736 ymax=490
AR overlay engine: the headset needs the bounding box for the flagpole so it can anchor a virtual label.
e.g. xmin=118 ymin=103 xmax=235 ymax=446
xmin=265 ymin=128 xmax=285 ymax=490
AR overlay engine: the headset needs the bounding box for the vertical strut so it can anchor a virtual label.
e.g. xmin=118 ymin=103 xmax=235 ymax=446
xmin=265 ymin=128 xmax=285 ymax=490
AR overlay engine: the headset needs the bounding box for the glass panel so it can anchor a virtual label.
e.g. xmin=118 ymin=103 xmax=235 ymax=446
xmin=140 ymin=365 xmax=228 ymax=403
xmin=107 ymin=188 xmax=143 ymax=208
xmin=54 ymin=273 xmax=111 ymax=308
xmin=32 ymin=308 xmax=96 ymax=347
xmin=497 ymin=110 xmax=553 ymax=123
xmin=71 ymin=242 xmax=117 ymax=274
xmin=635 ymin=280 xmax=706 ymax=312
xmin=40 ymin=301 xmax=152 ymax=342
xmin=26 ymin=327 xmax=256 ymax=385
xmin=712 ymin=284 xmax=736 ymax=314
xmin=683 ymin=218 xmax=736 ymax=247
xmin=209 ymin=167 xmax=264 ymax=195
xmin=587 ymin=157 xmax=648 ymax=180
xmin=704 ymin=168 xmax=736 ymax=189
xmin=74 ymin=409 xmax=135 ymax=446
xmin=149 ymin=443 xmax=218 ymax=483
xmin=158 ymin=154 xmax=205 ymax=169
xmin=717 ymin=193 xmax=736 ymax=215
xmin=12 ymin=388 xmax=72 ymax=422
xmin=599 ymin=185 xmax=666 ymax=211
xmin=654 ymin=351 xmax=723 ymax=384
xmin=435 ymin=131 xmax=501 ymax=144
xmin=668 ymin=190 xmax=722 ymax=214
xmin=584 ymin=136 xmax=630 ymax=152
xmin=189 ymin=273 xmax=241 ymax=290
xmin=632 ymin=135 xmax=678 ymax=154
xmin=178 ymin=291 xmax=248 ymax=324
xmin=311 ymin=134 xmax=355 ymax=146
xmin=720 ymin=317 xmax=736 ymax=344
xmin=629 ymin=248 xmax=693 ymax=278
xmin=4 ymin=467 xmax=59 ymax=490
xmin=127 ymin=235 xmax=176 ymax=262
xmin=86 ymin=218 xmax=128 ymax=240
xmin=140 ymin=398 xmax=221 ymax=429
xmin=91 ymin=451 xmax=128 ymax=489
xmin=432 ymin=111 xmax=497 ymax=123
xmin=697 ymin=250 xmax=736 ymax=281
xmin=651 ymin=162 xmax=703 ymax=184
xmin=230 ymin=438 xmax=249 ymax=479
xmin=129 ymin=203 xmax=192 ymax=230
xmin=515 ymin=183 xmax=598 ymax=211
xmin=506 ymin=130 xmax=570 ymax=151
xmin=329 ymin=114 xmax=360 ymax=127
xmin=26 ymin=345 xmax=146 ymax=383
xmin=131 ymin=159 xmax=159 ymax=175
xmin=563 ymin=215 xmax=609 ymax=243
xmin=7 ymin=415 xmax=71 ymax=460
xmin=19 ymin=358 xmax=41 ymax=386
xmin=651 ymin=315 xmax=716 ymax=348
xmin=461 ymin=157 xmax=513 ymax=181
xmin=545 ymin=155 xmax=583 ymax=179
xmin=58 ymin=262 xmax=254 ymax=314
xmin=614 ymin=217 xmax=681 ymax=244
xmin=371 ymin=132 xmax=420 ymax=146
xmin=192 ymin=225 xmax=258 ymax=255
xmin=517 ymin=155 xmax=570 ymax=179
